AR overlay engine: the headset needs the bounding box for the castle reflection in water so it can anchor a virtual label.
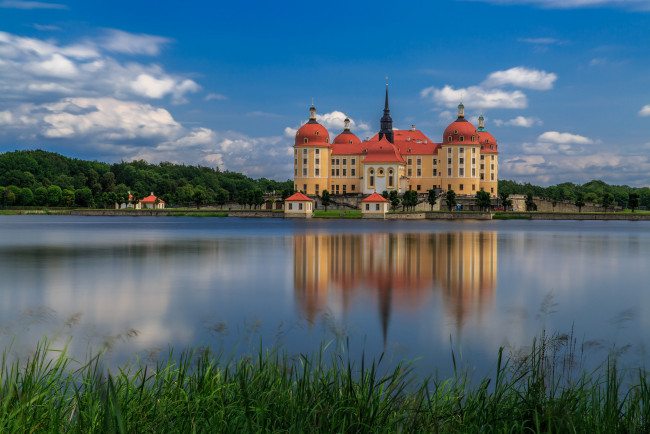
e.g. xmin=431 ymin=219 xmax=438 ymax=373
xmin=293 ymin=232 xmax=497 ymax=340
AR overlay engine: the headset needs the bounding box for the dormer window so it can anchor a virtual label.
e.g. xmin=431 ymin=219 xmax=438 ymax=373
xmin=315 ymin=131 xmax=319 ymax=136
xmin=304 ymin=138 xmax=308 ymax=143
xmin=364 ymin=148 xmax=367 ymax=153
xmin=454 ymin=130 xmax=458 ymax=134
xmin=349 ymin=140 xmax=353 ymax=144
xmin=491 ymin=145 xmax=494 ymax=150
xmin=471 ymin=136 xmax=475 ymax=142
xmin=448 ymin=136 xmax=452 ymax=142
xmin=408 ymin=148 xmax=411 ymax=153
xmin=486 ymin=139 xmax=489 ymax=144
xmin=326 ymin=138 xmax=329 ymax=143
xmin=460 ymin=136 xmax=464 ymax=142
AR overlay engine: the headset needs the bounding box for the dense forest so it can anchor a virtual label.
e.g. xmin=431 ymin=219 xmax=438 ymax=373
xmin=0 ymin=149 xmax=648 ymax=209
xmin=499 ymin=179 xmax=650 ymax=209
xmin=0 ymin=150 xmax=293 ymax=208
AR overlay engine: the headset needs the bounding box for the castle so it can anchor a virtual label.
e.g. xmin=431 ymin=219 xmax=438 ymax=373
xmin=293 ymin=88 xmax=499 ymax=197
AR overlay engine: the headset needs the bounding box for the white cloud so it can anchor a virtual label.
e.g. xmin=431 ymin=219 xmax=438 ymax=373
xmin=0 ymin=110 xmax=12 ymax=124
xmin=483 ymin=66 xmax=557 ymax=90
xmin=0 ymin=30 xmax=199 ymax=104
xmin=0 ymin=0 xmax=67 ymax=9
xmin=101 ymin=29 xmax=171 ymax=56
xmin=538 ymin=131 xmax=593 ymax=144
xmin=467 ymin=0 xmax=650 ymax=10
xmin=33 ymin=24 xmax=62 ymax=31
xmin=421 ymin=85 xmax=527 ymax=109
xmin=590 ymin=58 xmax=607 ymax=66
xmin=518 ymin=37 xmax=561 ymax=44
xmin=284 ymin=126 xmax=297 ymax=137
xmin=204 ymin=93 xmax=228 ymax=101
xmin=639 ymin=105 xmax=650 ymax=117
xmin=494 ymin=116 xmax=542 ymax=127
xmin=24 ymin=53 xmax=78 ymax=78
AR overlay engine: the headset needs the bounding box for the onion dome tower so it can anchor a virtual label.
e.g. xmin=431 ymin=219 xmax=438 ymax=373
xmin=443 ymin=101 xmax=478 ymax=144
xmin=333 ymin=117 xmax=361 ymax=145
xmin=477 ymin=113 xmax=497 ymax=151
xmin=377 ymin=85 xmax=394 ymax=143
xmin=295 ymin=103 xmax=330 ymax=146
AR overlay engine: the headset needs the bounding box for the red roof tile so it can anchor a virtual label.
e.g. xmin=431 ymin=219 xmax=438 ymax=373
xmin=362 ymin=192 xmax=389 ymax=203
xmin=285 ymin=192 xmax=312 ymax=201
xmin=140 ymin=194 xmax=164 ymax=203
xmin=362 ymin=137 xmax=406 ymax=163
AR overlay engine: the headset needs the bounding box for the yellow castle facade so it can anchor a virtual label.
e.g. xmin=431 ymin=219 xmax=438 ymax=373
xmin=293 ymin=89 xmax=499 ymax=198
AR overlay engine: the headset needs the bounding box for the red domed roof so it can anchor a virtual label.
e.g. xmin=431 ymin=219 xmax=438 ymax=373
xmin=295 ymin=122 xmax=330 ymax=146
xmin=333 ymin=131 xmax=361 ymax=145
xmin=443 ymin=119 xmax=478 ymax=145
xmin=479 ymin=131 xmax=498 ymax=153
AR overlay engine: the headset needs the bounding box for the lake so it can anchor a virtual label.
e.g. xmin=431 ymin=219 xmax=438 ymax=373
xmin=1 ymin=215 xmax=649 ymax=377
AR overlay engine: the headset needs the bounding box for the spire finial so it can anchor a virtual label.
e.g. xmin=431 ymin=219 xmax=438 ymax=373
xmin=308 ymin=100 xmax=317 ymax=123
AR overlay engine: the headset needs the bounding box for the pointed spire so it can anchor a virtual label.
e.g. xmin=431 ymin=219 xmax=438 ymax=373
xmin=308 ymin=100 xmax=317 ymax=124
xmin=478 ymin=113 xmax=485 ymax=131
xmin=457 ymin=98 xmax=465 ymax=119
xmin=378 ymin=82 xmax=394 ymax=143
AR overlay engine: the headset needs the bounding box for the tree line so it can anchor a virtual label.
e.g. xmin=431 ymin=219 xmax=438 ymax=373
xmin=499 ymin=179 xmax=650 ymax=210
xmin=0 ymin=150 xmax=293 ymax=208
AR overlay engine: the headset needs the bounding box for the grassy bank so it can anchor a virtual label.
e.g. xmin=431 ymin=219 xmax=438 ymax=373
xmin=2 ymin=337 xmax=650 ymax=432
xmin=314 ymin=209 xmax=362 ymax=218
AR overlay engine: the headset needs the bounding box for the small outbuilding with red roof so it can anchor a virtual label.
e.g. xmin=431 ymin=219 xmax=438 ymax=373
xmin=361 ymin=192 xmax=389 ymax=218
xmin=140 ymin=192 xmax=165 ymax=209
xmin=284 ymin=192 xmax=313 ymax=218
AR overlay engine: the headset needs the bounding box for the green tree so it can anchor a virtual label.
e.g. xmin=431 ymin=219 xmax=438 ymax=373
xmin=601 ymin=192 xmax=614 ymax=211
xmin=628 ymin=192 xmax=640 ymax=213
xmin=575 ymin=192 xmax=585 ymax=213
xmin=34 ymin=187 xmax=48 ymax=206
xmin=389 ymin=190 xmax=400 ymax=211
xmin=321 ymin=190 xmax=331 ymax=211
xmin=130 ymin=191 xmax=141 ymax=208
xmin=193 ymin=186 xmax=208 ymax=209
xmin=401 ymin=190 xmax=418 ymax=211
xmin=62 ymin=189 xmax=75 ymax=207
xmin=475 ymin=190 xmax=491 ymax=212
xmin=427 ymin=189 xmax=437 ymax=211
xmin=47 ymin=185 xmax=63 ymax=206
xmin=525 ymin=192 xmax=537 ymax=211
xmin=215 ymin=188 xmax=229 ymax=209
xmin=0 ymin=186 xmax=4 ymax=206
xmin=21 ymin=188 xmax=34 ymax=206
xmin=584 ymin=192 xmax=598 ymax=204
xmin=5 ymin=185 xmax=20 ymax=206
xmin=499 ymin=192 xmax=512 ymax=211
xmin=281 ymin=188 xmax=294 ymax=202
xmin=252 ymin=189 xmax=265 ymax=209
xmin=382 ymin=190 xmax=389 ymax=200
xmin=76 ymin=187 xmax=93 ymax=207
xmin=445 ymin=190 xmax=456 ymax=211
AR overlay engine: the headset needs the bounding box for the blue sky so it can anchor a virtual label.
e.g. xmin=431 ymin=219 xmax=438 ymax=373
xmin=1 ymin=0 xmax=650 ymax=186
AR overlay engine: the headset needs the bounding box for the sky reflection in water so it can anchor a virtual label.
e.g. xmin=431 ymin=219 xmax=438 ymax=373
xmin=1 ymin=215 xmax=650 ymax=377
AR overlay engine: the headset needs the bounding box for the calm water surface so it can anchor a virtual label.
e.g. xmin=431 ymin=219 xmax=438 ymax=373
xmin=1 ymin=215 xmax=649 ymax=377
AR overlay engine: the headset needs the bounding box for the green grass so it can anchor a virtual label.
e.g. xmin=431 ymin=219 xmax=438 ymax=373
xmin=493 ymin=213 xmax=533 ymax=220
xmin=170 ymin=212 xmax=228 ymax=217
xmin=313 ymin=210 xmax=362 ymax=218
xmin=2 ymin=335 xmax=650 ymax=432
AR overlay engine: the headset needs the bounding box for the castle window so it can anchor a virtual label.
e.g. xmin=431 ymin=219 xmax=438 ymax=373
xmin=288 ymin=203 xmax=293 ymax=210
xmin=472 ymin=168 xmax=475 ymax=176
xmin=315 ymin=158 xmax=319 ymax=165
xmin=448 ymin=136 xmax=452 ymax=142
xmin=349 ymin=140 xmax=353 ymax=144
xmin=433 ymin=159 xmax=437 ymax=165
xmin=481 ymin=155 xmax=485 ymax=160
xmin=303 ymin=149 xmax=308 ymax=154
xmin=376 ymin=204 xmax=380 ymax=211
xmin=460 ymin=147 xmax=464 ymax=153
xmin=448 ymin=168 xmax=451 ymax=176
xmin=454 ymin=130 xmax=458 ymax=134
xmin=460 ymin=136 xmax=464 ymax=142
xmin=416 ymin=158 xmax=421 ymax=165
xmin=460 ymin=184 xmax=464 ymax=191
xmin=472 ymin=184 xmax=476 ymax=191
xmin=366 ymin=204 xmax=370 ymax=211
xmin=303 ymin=168 xmax=307 ymax=176
xmin=408 ymin=148 xmax=412 ymax=152
xmin=433 ymin=168 xmax=438 ymax=176
xmin=331 ymin=169 xmax=335 ymax=176
xmin=343 ymin=169 xmax=347 ymax=176
xmin=459 ymin=168 xmax=464 ymax=176
xmin=471 ymin=136 xmax=475 ymax=142
xmin=388 ymin=170 xmax=394 ymax=187
xmin=448 ymin=148 xmax=452 ymax=154
xmin=351 ymin=185 xmax=355 ymax=191
xmin=481 ymin=174 xmax=484 ymax=180
xmin=331 ymin=158 xmax=335 ymax=165
xmin=491 ymin=188 xmax=494 ymax=193
xmin=486 ymin=139 xmax=489 ymax=143
xmin=342 ymin=158 xmax=347 ymax=165
xmin=491 ymin=155 xmax=495 ymax=160
xmin=379 ymin=169 xmax=384 ymax=175
xmin=481 ymin=164 xmax=484 ymax=170
xmin=351 ymin=158 xmax=356 ymax=165
xmin=491 ymin=174 xmax=495 ymax=180
xmin=336 ymin=159 xmax=340 ymax=165
xmin=315 ymin=131 xmax=319 ymax=136
xmin=351 ymin=169 xmax=356 ymax=176
xmin=491 ymin=145 xmax=494 ymax=150
xmin=459 ymin=158 xmax=464 ymax=164
xmin=417 ymin=169 xmax=421 ymax=176
xmin=472 ymin=158 xmax=475 ymax=164
xmin=315 ymin=149 xmax=319 ymax=154
xmin=408 ymin=158 xmax=412 ymax=165
xmin=481 ymin=146 xmax=484 ymax=150
xmin=315 ymin=169 xmax=320 ymax=176
xmin=326 ymin=138 xmax=329 ymax=143
xmin=343 ymin=185 xmax=347 ymax=193
xmin=315 ymin=184 xmax=319 ymax=194
xmin=336 ymin=169 xmax=340 ymax=176
xmin=299 ymin=203 xmax=303 ymax=210
xmin=303 ymin=158 xmax=307 ymax=164
xmin=408 ymin=169 xmax=412 ymax=177
xmin=448 ymin=158 xmax=452 ymax=164
xmin=304 ymin=138 xmax=308 ymax=143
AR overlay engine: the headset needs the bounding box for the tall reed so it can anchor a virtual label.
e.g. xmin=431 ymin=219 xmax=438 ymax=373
xmin=1 ymin=336 xmax=649 ymax=432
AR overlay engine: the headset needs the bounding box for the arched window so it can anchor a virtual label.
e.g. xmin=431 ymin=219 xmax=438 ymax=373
xmin=388 ymin=169 xmax=394 ymax=187
xmin=448 ymin=136 xmax=452 ymax=142
xmin=315 ymin=131 xmax=319 ymax=136
xmin=471 ymin=136 xmax=475 ymax=142
xmin=460 ymin=136 xmax=464 ymax=142
xmin=326 ymin=138 xmax=329 ymax=143
xmin=369 ymin=169 xmax=374 ymax=187
xmin=304 ymin=138 xmax=308 ymax=143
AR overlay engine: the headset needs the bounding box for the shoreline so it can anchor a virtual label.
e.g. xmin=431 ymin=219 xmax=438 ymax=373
xmin=3 ymin=208 xmax=650 ymax=220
